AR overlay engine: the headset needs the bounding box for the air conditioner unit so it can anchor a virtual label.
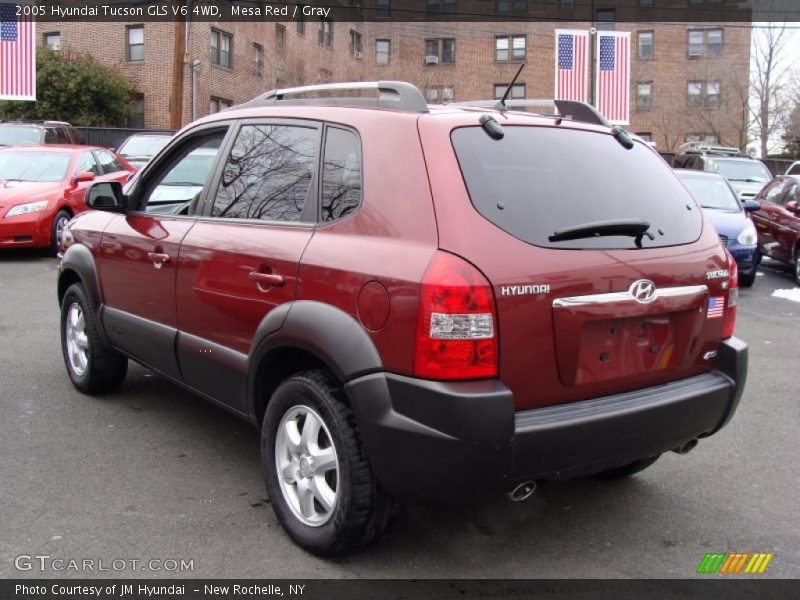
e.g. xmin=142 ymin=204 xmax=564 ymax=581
xmin=354 ymin=50 xmax=363 ymax=59
xmin=688 ymin=46 xmax=702 ymax=57
xmin=425 ymin=55 xmax=439 ymax=65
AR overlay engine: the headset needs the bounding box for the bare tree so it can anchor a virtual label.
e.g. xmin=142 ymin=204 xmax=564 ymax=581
xmin=750 ymin=24 xmax=796 ymax=157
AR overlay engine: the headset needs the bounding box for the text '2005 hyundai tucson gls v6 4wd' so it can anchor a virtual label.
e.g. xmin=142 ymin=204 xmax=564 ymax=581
xmin=57 ymin=81 xmax=747 ymax=557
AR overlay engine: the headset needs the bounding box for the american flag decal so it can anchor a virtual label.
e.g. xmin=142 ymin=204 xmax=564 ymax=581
xmin=595 ymin=32 xmax=630 ymax=125
xmin=0 ymin=2 xmax=35 ymax=101
xmin=707 ymin=296 xmax=725 ymax=319
xmin=555 ymin=30 xmax=589 ymax=103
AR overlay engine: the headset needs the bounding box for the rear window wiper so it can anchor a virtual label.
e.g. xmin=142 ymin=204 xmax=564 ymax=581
xmin=549 ymin=219 xmax=654 ymax=247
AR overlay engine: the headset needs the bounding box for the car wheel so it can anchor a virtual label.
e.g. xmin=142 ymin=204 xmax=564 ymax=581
xmin=262 ymin=369 xmax=397 ymax=557
xmin=594 ymin=455 xmax=660 ymax=480
xmin=795 ymin=247 xmax=800 ymax=286
xmin=50 ymin=209 xmax=70 ymax=257
xmin=739 ymin=268 xmax=757 ymax=288
xmin=60 ymin=283 xmax=128 ymax=394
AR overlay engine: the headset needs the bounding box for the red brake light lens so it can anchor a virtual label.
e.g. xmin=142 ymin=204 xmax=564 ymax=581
xmin=413 ymin=251 xmax=498 ymax=380
xmin=722 ymin=250 xmax=737 ymax=339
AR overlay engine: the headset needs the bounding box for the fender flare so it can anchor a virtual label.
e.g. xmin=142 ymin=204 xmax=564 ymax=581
xmin=246 ymin=300 xmax=383 ymax=418
xmin=58 ymin=243 xmax=107 ymax=341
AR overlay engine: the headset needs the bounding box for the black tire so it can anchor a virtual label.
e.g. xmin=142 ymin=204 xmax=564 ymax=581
xmin=594 ymin=455 xmax=660 ymax=480
xmin=60 ymin=283 xmax=128 ymax=394
xmin=794 ymin=247 xmax=800 ymax=286
xmin=50 ymin=209 xmax=70 ymax=257
xmin=739 ymin=268 xmax=756 ymax=288
xmin=262 ymin=369 xmax=397 ymax=557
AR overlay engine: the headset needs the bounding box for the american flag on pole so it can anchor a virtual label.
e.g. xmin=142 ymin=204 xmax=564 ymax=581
xmin=707 ymin=296 xmax=725 ymax=319
xmin=595 ymin=32 xmax=630 ymax=125
xmin=554 ymin=30 xmax=589 ymax=103
xmin=0 ymin=2 xmax=35 ymax=100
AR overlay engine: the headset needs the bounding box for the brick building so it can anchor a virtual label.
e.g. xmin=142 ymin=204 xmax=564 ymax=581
xmin=40 ymin=20 xmax=750 ymax=152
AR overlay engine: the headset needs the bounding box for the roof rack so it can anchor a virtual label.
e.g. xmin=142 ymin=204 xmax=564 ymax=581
xmin=677 ymin=142 xmax=746 ymax=157
xmin=236 ymin=81 xmax=429 ymax=113
xmin=447 ymin=99 xmax=611 ymax=127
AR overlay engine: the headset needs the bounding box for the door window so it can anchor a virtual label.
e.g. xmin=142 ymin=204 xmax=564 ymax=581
xmin=762 ymin=180 xmax=789 ymax=206
xmin=136 ymin=130 xmax=227 ymax=213
xmin=75 ymin=151 xmax=101 ymax=175
xmin=95 ymin=149 xmax=125 ymax=174
xmin=210 ymin=124 xmax=319 ymax=222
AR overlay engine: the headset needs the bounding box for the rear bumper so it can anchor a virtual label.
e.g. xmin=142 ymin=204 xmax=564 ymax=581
xmin=345 ymin=337 xmax=747 ymax=502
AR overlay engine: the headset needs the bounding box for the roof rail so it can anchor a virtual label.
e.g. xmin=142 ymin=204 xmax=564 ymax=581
xmin=236 ymin=81 xmax=429 ymax=113
xmin=447 ymin=98 xmax=611 ymax=127
xmin=677 ymin=142 xmax=745 ymax=156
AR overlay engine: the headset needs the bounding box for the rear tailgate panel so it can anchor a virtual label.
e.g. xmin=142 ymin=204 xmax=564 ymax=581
xmin=418 ymin=114 xmax=731 ymax=411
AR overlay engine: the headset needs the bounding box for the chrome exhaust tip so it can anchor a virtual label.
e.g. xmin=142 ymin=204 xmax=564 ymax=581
xmin=673 ymin=439 xmax=699 ymax=455
xmin=507 ymin=481 xmax=537 ymax=502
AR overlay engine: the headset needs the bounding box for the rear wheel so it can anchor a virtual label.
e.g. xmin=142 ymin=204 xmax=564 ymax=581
xmin=594 ymin=455 xmax=660 ymax=479
xmin=739 ymin=268 xmax=756 ymax=288
xmin=262 ymin=369 xmax=396 ymax=556
xmin=795 ymin=247 xmax=800 ymax=286
xmin=60 ymin=283 xmax=128 ymax=393
xmin=50 ymin=209 xmax=70 ymax=257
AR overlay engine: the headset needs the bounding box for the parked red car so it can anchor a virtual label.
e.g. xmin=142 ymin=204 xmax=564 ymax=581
xmin=57 ymin=82 xmax=747 ymax=556
xmin=751 ymin=175 xmax=800 ymax=285
xmin=0 ymin=145 xmax=133 ymax=254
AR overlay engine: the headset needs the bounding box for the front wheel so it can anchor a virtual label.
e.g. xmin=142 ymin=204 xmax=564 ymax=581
xmin=739 ymin=268 xmax=757 ymax=288
xmin=60 ymin=283 xmax=128 ymax=394
xmin=795 ymin=248 xmax=800 ymax=286
xmin=50 ymin=209 xmax=70 ymax=257
xmin=262 ymin=370 xmax=396 ymax=556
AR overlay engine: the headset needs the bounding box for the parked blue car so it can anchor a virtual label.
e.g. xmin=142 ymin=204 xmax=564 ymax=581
xmin=676 ymin=170 xmax=760 ymax=287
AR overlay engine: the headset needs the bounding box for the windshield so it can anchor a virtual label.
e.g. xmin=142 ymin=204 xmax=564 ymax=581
xmin=0 ymin=125 xmax=44 ymax=146
xmin=677 ymin=174 xmax=741 ymax=211
xmin=118 ymin=135 xmax=171 ymax=157
xmin=709 ymin=158 xmax=772 ymax=183
xmin=451 ymin=126 xmax=702 ymax=249
xmin=0 ymin=151 xmax=71 ymax=182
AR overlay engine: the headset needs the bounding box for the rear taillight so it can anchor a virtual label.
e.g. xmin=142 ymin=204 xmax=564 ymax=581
xmin=722 ymin=250 xmax=737 ymax=339
xmin=413 ymin=251 xmax=498 ymax=380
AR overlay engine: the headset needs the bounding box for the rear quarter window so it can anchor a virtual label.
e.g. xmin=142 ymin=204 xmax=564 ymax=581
xmin=451 ymin=126 xmax=703 ymax=250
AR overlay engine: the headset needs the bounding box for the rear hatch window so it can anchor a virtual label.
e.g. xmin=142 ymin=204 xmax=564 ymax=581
xmin=451 ymin=126 xmax=702 ymax=250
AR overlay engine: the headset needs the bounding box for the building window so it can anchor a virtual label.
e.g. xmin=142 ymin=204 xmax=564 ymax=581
xmin=318 ymin=69 xmax=332 ymax=83
xmin=638 ymin=0 xmax=653 ymax=5
xmin=636 ymin=81 xmax=652 ymax=108
xmin=350 ymin=30 xmax=362 ymax=57
xmin=126 ymin=25 xmax=144 ymax=62
xmin=129 ymin=95 xmax=144 ymax=129
xmin=209 ymin=97 xmax=232 ymax=114
xmin=637 ymin=132 xmax=653 ymax=142
xmin=210 ymin=29 xmax=232 ymax=68
xmin=686 ymin=133 xmax=719 ymax=143
xmin=296 ymin=12 xmax=305 ymax=35
xmin=275 ymin=24 xmax=285 ymax=54
xmin=44 ymin=32 xmax=61 ymax=51
xmin=494 ymin=83 xmax=525 ymax=99
xmin=318 ymin=19 xmax=333 ymax=47
xmin=253 ymin=43 xmax=263 ymax=77
xmin=688 ymin=28 xmax=723 ymax=57
xmin=559 ymin=0 xmax=574 ymax=8
xmin=637 ymin=31 xmax=653 ymax=59
xmin=427 ymin=0 xmax=456 ymax=14
xmin=687 ymin=81 xmax=720 ymax=108
xmin=375 ymin=0 xmax=391 ymax=17
xmin=424 ymin=86 xmax=455 ymax=103
xmin=595 ymin=8 xmax=615 ymax=24
xmin=496 ymin=0 xmax=527 ymax=11
xmin=425 ymin=87 xmax=438 ymax=102
xmin=376 ymin=39 xmax=390 ymax=64
xmin=425 ymin=38 xmax=455 ymax=64
xmin=495 ymin=35 xmax=526 ymax=61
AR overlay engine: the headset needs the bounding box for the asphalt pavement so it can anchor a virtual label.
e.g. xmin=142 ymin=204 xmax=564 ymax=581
xmin=1 ymin=250 xmax=798 ymax=579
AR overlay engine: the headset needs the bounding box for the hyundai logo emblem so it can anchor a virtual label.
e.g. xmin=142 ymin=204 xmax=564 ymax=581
xmin=629 ymin=279 xmax=657 ymax=303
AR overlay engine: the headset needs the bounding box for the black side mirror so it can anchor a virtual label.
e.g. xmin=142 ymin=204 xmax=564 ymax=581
xmin=743 ymin=199 xmax=761 ymax=212
xmin=85 ymin=181 xmax=127 ymax=213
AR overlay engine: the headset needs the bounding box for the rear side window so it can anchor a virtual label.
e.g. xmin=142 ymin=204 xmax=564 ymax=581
xmin=211 ymin=124 xmax=318 ymax=222
xmin=320 ymin=127 xmax=361 ymax=222
xmin=451 ymin=126 xmax=702 ymax=250
xmin=787 ymin=163 xmax=800 ymax=175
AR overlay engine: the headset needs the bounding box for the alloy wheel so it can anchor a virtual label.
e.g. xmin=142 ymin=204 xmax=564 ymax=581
xmin=65 ymin=302 xmax=89 ymax=377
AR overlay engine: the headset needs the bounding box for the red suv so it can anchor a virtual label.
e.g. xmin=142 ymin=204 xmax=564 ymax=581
xmin=57 ymin=82 xmax=747 ymax=556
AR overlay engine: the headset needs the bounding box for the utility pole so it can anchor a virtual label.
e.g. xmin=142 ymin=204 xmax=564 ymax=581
xmin=589 ymin=0 xmax=596 ymax=106
xmin=170 ymin=5 xmax=186 ymax=129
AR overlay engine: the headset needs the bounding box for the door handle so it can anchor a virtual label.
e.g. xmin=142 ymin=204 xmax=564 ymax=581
xmin=249 ymin=270 xmax=285 ymax=289
xmin=147 ymin=252 xmax=170 ymax=269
